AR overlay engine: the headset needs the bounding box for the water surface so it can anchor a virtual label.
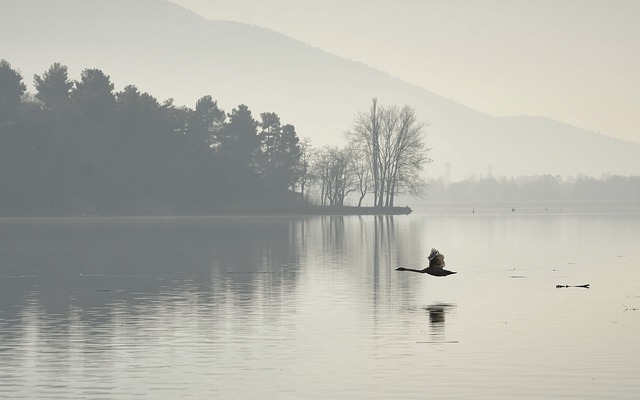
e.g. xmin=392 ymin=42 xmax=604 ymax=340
xmin=0 ymin=211 xmax=638 ymax=399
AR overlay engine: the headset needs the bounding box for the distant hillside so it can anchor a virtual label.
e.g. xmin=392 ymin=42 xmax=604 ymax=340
xmin=1 ymin=0 xmax=638 ymax=179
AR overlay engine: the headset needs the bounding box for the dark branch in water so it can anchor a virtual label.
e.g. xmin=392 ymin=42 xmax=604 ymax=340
xmin=556 ymin=284 xmax=590 ymax=288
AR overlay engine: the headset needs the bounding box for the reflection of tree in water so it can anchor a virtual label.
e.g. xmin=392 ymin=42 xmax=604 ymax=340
xmin=425 ymin=303 xmax=456 ymax=341
xmin=320 ymin=216 xmax=345 ymax=255
xmin=207 ymin=218 xmax=303 ymax=309
xmin=318 ymin=215 xmax=399 ymax=266
xmin=210 ymin=218 xmax=302 ymax=274
xmin=0 ymin=217 xmax=304 ymax=345
xmin=373 ymin=215 xmax=395 ymax=266
xmin=372 ymin=216 xmax=395 ymax=305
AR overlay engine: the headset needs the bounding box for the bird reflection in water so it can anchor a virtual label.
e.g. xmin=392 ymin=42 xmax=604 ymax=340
xmin=421 ymin=303 xmax=457 ymax=343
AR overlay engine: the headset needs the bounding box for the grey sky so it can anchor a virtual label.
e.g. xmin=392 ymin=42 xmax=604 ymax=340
xmin=168 ymin=0 xmax=639 ymax=143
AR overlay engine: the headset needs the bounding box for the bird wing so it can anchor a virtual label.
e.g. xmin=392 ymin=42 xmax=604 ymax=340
xmin=428 ymin=249 xmax=446 ymax=269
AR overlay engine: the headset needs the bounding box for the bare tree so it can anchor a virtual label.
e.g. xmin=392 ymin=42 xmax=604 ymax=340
xmin=350 ymin=98 xmax=383 ymax=206
xmin=385 ymin=105 xmax=430 ymax=205
xmin=295 ymin=138 xmax=312 ymax=202
xmin=311 ymin=146 xmax=354 ymax=206
xmin=347 ymin=143 xmax=371 ymax=207
xmin=350 ymin=99 xmax=430 ymax=207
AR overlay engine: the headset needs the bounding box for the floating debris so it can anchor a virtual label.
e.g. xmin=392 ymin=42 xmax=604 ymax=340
xmin=416 ymin=340 xmax=459 ymax=344
xmin=556 ymin=284 xmax=590 ymax=288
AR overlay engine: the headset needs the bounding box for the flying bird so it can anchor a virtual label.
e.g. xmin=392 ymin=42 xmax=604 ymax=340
xmin=396 ymin=248 xmax=457 ymax=277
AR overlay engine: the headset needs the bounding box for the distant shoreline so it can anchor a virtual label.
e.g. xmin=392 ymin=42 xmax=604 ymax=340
xmin=0 ymin=206 xmax=413 ymax=218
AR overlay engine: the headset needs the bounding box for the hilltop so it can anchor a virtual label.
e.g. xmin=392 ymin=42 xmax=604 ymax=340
xmin=1 ymin=0 xmax=638 ymax=179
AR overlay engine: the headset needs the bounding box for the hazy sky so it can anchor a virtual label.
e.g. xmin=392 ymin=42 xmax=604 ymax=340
xmin=168 ymin=0 xmax=639 ymax=143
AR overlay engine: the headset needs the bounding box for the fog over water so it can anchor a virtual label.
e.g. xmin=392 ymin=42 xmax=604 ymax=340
xmin=1 ymin=0 xmax=638 ymax=179
xmin=1 ymin=211 xmax=638 ymax=399
xmin=0 ymin=1 xmax=638 ymax=398
xmin=169 ymin=0 xmax=640 ymax=144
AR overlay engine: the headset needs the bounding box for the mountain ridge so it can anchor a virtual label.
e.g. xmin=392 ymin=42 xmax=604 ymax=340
xmin=1 ymin=0 xmax=637 ymax=179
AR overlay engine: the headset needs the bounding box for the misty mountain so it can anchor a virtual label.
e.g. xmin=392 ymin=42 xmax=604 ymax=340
xmin=2 ymin=0 xmax=637 ymax=179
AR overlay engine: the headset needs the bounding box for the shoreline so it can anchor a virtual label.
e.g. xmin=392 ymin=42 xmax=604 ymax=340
xmin=0 ymin=205 xmax=413 ymax=219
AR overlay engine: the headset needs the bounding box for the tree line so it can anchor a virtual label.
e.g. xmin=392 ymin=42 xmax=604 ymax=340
xmin=290 ymin=98 xmax=430 ymax=208
xmin=426 ymin=174 xmax=640 ymax=203
xmin=0 ymin=60 xmax=430 ymax=215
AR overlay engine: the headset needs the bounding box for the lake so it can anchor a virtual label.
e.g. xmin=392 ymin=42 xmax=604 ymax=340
xmin=0 ymin=207 xmax=638 ymax=399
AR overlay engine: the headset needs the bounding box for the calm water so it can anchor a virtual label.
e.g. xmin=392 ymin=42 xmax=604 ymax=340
xmin=0 ymin=208 xmax=638 ymax=399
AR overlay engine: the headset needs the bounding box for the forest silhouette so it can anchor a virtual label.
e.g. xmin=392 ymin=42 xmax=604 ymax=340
xmin=2 ymin=60 xmax=434 ymax=216
xmin=1 ymin=60 xmax=635 ymax=216
xmin=1 ymin=61 xmax=309 ymax=215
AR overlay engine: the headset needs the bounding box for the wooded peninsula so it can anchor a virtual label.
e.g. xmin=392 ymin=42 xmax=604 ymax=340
xmin=0 ymin=61 xmax=427 ymax=216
